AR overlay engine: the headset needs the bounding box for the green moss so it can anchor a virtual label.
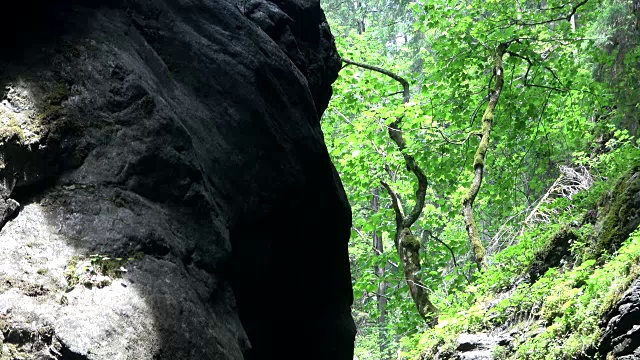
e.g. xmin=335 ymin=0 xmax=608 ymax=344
xmin=414 ymin=330 xmax=458 ymax=360
xmin=401 ymin=234 xmax=420 ymax=250
xmin=64 ymin=252 xmax=143 ymax=290
xmin=493 ymin=345 xmax=509 ymax=360
xmin=89 ymin=254 xmax=127 ymax=279
xmin=35 ymin=83 xmax=72 ymax=135
xmin=406 ymin=162 xmax=640 ymax=360
xmin=64 ymin=256 xmax=81 ymax=289
xmin=473 ymin=153 xmax=485 ymax=167
xmin=0 ymin=327 xmax=54 ymax=359
xmin=594 ymin=166 xmax=640 ymax=256
xmin=600 ymin=260 xmax=640 ymax=314
xmin=540 ymin=285 xmax=580 ymax=324
xmin=0 ymin=342 xmax=29 ymax=360
xmin=35 ymin=104 xmax=63 ymax=124
xmin=0 ymin=126 xmax=25 ymax=144
xmin=540 ymin=227 xmax=576 ymax=257
xmin=527 ymin=226 xmax=577 ymax=282
xmin=572 ymin=224 xmax=595 ymax=262
xmin=0 ymin=109 xmax=26 ymax=145
xmin=36 ymin=268 xmax=48 ymax=276
xmin=411 ymin=225 xmax=640 ymax=359
xmin=514 ymin=228 xmax=640 ymax=359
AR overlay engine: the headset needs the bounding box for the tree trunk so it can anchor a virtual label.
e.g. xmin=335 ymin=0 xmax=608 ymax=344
xmin=396 ymin=227 xmax=437 ymax=322
xmin=372 ymin=188 xmax=388 ymax=354
xmin=462 ymin=43 xmax=508 ymax=272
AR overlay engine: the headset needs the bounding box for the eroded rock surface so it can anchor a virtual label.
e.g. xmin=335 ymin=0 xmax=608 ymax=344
xmin=452 ymin=333 xmax=512 ymax=360
xmin=0 ymin=0 xmax=353 ymax=359
xmin=600 ymin=278 xmax=640 ymax=359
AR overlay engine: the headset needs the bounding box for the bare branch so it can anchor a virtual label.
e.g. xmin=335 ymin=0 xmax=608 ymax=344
xmin=380 ymin=180 xmax=405 ymax=226
xmin=469 ymin=95 xmax=490 ymax=129
xmin=342 ymin=58 xmax=410 ymax=103
xmin=331 ymin=109 xmax=356 ymax=126
xmin=519 ymin=165 xmax=594 ymax=234
xmin=510 ymin=0 xmax=589 ymax=26
xmin=384 ymin=90 xmax=405 ymax=98
xmin=507 ymin=50 xmax=568 ymax=92
xmin=423 ymin=230 xmax=461 ymax=271
xmin=437 ymin=128 xmax=483 ymax=145
xmin=343 ymin=58 xmax=428 ymax=228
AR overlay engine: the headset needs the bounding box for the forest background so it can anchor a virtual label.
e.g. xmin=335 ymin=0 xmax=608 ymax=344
xmin=320 ymin=0 xmax=640 ymax=358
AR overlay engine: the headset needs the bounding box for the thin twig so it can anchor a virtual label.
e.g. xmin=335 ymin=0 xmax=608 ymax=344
xmin=510 ymin=0 xmax=588 ymax=26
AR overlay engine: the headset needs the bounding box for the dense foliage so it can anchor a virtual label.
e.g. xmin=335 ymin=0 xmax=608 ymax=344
xmin=321 ymin=0 xmax=640 ymax=358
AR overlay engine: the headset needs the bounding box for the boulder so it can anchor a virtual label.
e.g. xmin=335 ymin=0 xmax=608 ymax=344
xmin=0 ymin=0 xmax=354 ymax=359
xmin=448 ymin=333 xmax=512 ymax=360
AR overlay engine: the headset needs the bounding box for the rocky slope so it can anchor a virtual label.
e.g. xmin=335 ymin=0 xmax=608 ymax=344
xmin=0 ymin=0 xmax=354 ymax=359
xmin=419 ymin=166 xmax=640 ymax=360
xmin=599 ymin=278 xmax=640 ymax=360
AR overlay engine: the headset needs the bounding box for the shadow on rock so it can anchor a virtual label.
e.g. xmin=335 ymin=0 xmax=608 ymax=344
xmin=0 ymin=0 xmax=354 ymax=359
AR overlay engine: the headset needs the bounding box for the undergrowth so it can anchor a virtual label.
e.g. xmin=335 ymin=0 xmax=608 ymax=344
xmin=401 ymin=140 xmax=640 ymax=360
xmin=404 ymin=224 xmax=640 ymax=360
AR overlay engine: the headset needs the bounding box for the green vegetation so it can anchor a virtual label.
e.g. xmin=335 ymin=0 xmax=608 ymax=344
xmin=0 ymin=109 xmax=26 ymax=145
xmin=64 ymin=253 xmax=141 ymax=290
xmin=0 ymin=82 xmax=70 ymax=146
xmin=321 ymin=0 xmax=640 ymax=358
xmin=405 ymin=210 xmax=640 ymax=359
xmin=0 ymin=341 xmax=29 ymax=360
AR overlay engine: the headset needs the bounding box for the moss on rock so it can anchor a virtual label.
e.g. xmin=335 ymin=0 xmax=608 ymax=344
xmin=593 ymin=166 xmax=640 ymax=256
xmin=0 ymin=109 xmax=26 ymax=145
xmin=528 ymin=227 xmax=577 ymax=282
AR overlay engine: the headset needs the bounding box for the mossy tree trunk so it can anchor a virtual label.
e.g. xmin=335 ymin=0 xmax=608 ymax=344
xmin=462 ymin=43 xmax=509 ymax=272
xmin=343 ymin=58 xmax=437 ymax=323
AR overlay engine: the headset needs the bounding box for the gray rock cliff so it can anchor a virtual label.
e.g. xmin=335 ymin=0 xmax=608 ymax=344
xmin=599 ymin=278 xmax=640 ymax=359
xmin=0 ymin=0 xmax=354 ymax=359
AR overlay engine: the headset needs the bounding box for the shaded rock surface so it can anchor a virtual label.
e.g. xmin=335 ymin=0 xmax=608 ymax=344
xmin=452 ymin=333 xmax=512 ymax=360
xmin=599 ymin=278 xmax=640 ymax=359
xmin=528 ymin=227 xmax=577 ymax=283
xmin=0 ymin=0 xmax=353 ymax=359
xmin=592 ymin=167 xmax=640 ymax=256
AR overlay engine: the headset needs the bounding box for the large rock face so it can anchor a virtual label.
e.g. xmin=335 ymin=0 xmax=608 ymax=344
xmin=599 ymin=278 xmax=640 ymax=359
xmin=0 ymin=0 xmax=354 ymax=359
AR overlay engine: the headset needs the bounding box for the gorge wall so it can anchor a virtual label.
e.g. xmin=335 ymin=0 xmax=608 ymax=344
xmin=0 ymin=0 xmax=355 ymax=359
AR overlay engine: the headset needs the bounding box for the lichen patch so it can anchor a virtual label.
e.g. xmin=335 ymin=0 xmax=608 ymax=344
xmin=0 ymin=83 xmax=43 ymax=146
